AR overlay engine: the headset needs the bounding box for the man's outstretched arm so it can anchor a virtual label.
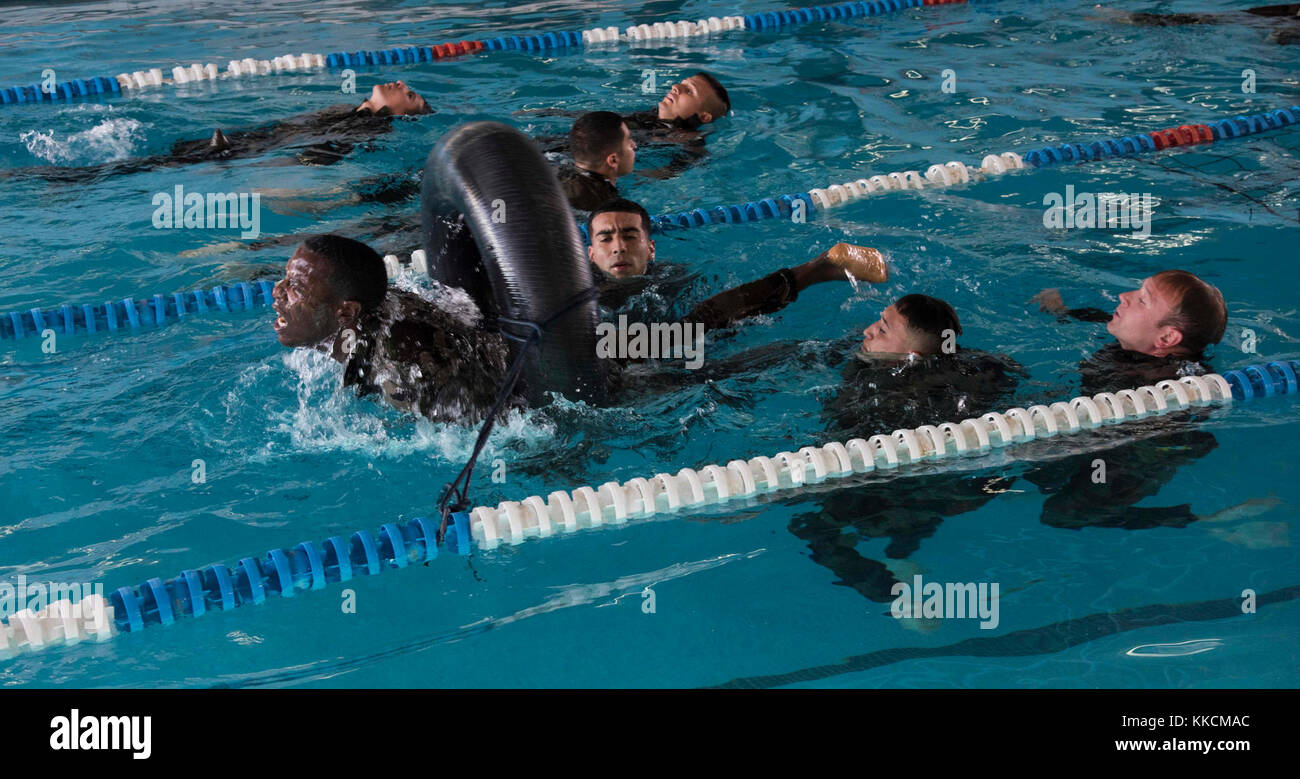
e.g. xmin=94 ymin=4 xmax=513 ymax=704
xmin=1031 ymin=288 xmax=1112 ymax=323
xmin=685 ymin=244 xmax=889 ymax=331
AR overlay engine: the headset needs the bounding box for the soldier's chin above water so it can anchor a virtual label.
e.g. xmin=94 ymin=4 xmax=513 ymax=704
xmin=271 ymin=244 xmax=365 ymax=350
xmin=358 ymin=81 xmax=431 ymax=116
xmin=859 ymin=296 xmax=961 ymax=359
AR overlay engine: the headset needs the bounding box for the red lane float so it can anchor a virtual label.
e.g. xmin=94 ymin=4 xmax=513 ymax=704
xmin=1149 ymin=123 xmax=1214 ymax=149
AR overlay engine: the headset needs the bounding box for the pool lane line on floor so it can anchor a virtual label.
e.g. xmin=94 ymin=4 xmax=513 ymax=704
xmin=2 ymin=361 xmax=1295 ymax=658
xmin=710 ymin=582 xmax=1300 ymax=689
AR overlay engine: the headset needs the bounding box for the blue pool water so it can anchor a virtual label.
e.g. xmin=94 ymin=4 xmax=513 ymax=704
xmin=1 ymin=0 xmax=1298 ymax=688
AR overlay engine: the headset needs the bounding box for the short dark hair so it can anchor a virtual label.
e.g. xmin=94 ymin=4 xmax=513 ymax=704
xmin=1152 ymin=269 xmax=1226 ymax=358
xmin=692 ymin=71 xmax=730 ymax=116
xmin=587 ymin=198 xmax=652 ymax=237
xmin=302 ymin=234 xmax=388 ymax=310
xmin=569 ymin=111 xmax=627 ymax=167
xmin=894 ymin=294 xmax=961 ymax=354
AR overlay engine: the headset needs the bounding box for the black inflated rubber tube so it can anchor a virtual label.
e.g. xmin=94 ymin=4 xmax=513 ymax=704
xmin=420 ymin=120 xmax=607 ymax=406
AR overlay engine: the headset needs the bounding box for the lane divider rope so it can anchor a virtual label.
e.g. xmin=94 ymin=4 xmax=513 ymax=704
xmin=0 ymin=251 xmax=425 ymax=342
xmin=4 ymin=359 xmax=1296 ymax=656
xmin=637 ymin=105 xmax=1300 ymax=235
xmin=0 ymin=1 xmax=978 ymax=106
xmin=5 ymin=106 xmax=1296 ymax=343
xmin=0 ymin=279 xmax=278 ymax=341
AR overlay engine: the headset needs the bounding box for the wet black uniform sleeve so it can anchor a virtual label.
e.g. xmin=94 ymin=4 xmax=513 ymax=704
xmin=682 ymin=268 xmax=798 ymax=331
xmin=353 ymin=172 xmax=421 ymax=204
xmin=1064 ymin=307 xmax=1112 ymax=323
xmin=1123 ymin=4 xmax=1299 ymax=25
xmin=169 ymin=104 xmax=393 ymax=167
xmin=557 ymin=166 xmax=619 ymax=211
xmin=622 ymin=109 xmax=710 ymax=179
xmin=1124 ymin=11 xmax=1224 ymax=26
xmin=7 ymin=105 xmax=395 ymax=186
xmin=597 ymin=264 xmax=799 ymax=333
xmin=1245 ymin=3 xmax=1300 ymax=18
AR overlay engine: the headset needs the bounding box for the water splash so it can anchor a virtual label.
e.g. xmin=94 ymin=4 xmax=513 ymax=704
xmin=282 ymin=348 xmax=554 ymax=461
xmin=218 ymin=349 xmax=556 ymax=464
xmin=392 ymin=272 xmax=483 ymax=329
xmin=20 ymin=117 xmax=148 ymax=165
xmin=844 ymin=267 xmax=860 ymax=293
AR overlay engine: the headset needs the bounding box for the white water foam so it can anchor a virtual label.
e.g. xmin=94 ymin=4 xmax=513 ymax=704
xmin=225 ymin=349 xmax=557 ymax=463
xmin=392 ymin=272 xmax=483 ymax=329
xmin=20 ymin=116 xmax=147 ymax=164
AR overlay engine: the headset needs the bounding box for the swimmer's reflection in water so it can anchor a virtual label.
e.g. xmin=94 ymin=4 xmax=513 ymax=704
xmin=1024 ymin=271 xmax=1253 ymax=532
xmin=12 ymin=81 xmax=431 ymax=184
xmin=788 ymin=271 xmax=1260 ymax=605
xmin=785 ymin=296 xmax=1026 ymax=604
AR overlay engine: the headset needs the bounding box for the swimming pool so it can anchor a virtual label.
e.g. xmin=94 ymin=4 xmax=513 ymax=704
xmin=1 ymin=0 xmax=1297 ymax=688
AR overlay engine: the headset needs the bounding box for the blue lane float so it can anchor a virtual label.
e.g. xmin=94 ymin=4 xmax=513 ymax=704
xmin=1021 ymin=109 xmax=1299 ymax=169
xmin=3 ymin=359 xmax=1296 ymax=655
xmin=0 ymin=281 xmax=274 ymax=341
xmin=0 ymin=0 xmax=987 ymax=106
xmin=103 ymin=513 xmax=469 ymax=636
xmin=649 ymin=105 xmax=1300 ymax=234
xmin=5 ymin=106 xmax=1296 ymax=341
xmin=0 ymin=76 xmax=121 ymax=106
xmin=1224 ymin=361 xmax=1300 ymax=400
xmin=578 ymin=193 xmax=817 ymax=241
